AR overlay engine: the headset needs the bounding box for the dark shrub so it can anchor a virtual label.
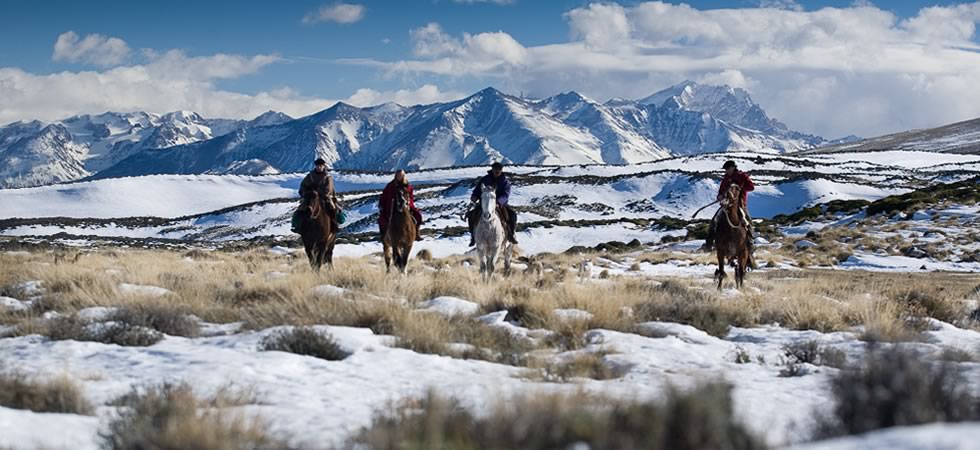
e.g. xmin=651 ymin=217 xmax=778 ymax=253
xmin=815 ymin=347 xmax=980 ymax=438
xmin=110 ymin=303 xmax=200 ymax=337
xmin=259 ymin=327 xmax=349 ymax=361
xmin=45 ymin=314 xmax=163 ymax=347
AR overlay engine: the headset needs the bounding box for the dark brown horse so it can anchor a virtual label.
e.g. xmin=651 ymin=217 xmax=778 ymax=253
xmin=383 ymin=183 xmax=417 ymax=274
xmin=298 ymin=191 xmax=337 ymax=273
xmin=715 ymin=184 xmax=751 ymax=289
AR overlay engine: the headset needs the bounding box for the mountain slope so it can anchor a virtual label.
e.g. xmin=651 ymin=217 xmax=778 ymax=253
xmin=0 ymin=110 xmax=294 ymax=188
xmin=354 ymin=88 xmax=609 ymax=169
xmin=810 ymin=117 xmax=980 ymax=155
xmin=4 ymin=83 xmax=835 ymax=186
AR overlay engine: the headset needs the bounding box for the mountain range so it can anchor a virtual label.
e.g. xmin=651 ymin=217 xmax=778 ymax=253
xmin=2 ymin=81 xmax=845 ymax=188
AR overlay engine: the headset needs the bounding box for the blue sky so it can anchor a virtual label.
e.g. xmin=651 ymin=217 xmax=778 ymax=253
xmin=3 ymin=0 xmax=980 ymax=138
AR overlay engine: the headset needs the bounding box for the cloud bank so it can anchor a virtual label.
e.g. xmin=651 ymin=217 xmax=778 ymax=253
xmin=355 ymin=1 xmax=980 ymax=137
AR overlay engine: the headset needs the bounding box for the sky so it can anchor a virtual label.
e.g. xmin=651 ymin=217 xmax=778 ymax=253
xmin=2 ymin=0 xmax=980 ymax=138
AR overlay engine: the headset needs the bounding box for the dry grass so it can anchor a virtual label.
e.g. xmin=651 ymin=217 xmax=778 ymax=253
xmin=0 ymin=369 xmax=93 ymax=415
xmin=102 ymin=382 xmax=287 ymax=450
xmin=524 ymin=350 xmax=623 ymax=382
xmin=352 ymin=384 xmax=764 ymax=450
xmin=1 ymin=249 xmax=975 ymax=355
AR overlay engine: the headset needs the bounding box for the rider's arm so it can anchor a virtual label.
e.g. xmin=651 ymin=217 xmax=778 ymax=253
xmin=470 ymin=182 xmax=482 ymax=203
xmin=497 ymin=177 xmax=511 ymax=205
xmin=741 ymin=173 xmax=755 ymax=193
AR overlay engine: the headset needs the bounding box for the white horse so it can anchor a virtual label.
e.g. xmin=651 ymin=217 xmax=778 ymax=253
xmin=474 ymin=183 xmax=512 ymax=281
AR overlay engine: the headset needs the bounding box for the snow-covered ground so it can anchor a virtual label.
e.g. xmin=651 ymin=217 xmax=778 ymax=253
xmin=1 ymin=305 xmax=977 ymax=449
xmin=4 ymin=150 xmax=964 ymax=248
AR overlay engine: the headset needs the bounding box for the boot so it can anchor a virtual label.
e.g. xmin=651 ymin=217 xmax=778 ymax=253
xmin=416 ymin=230 xmax=424 ymax=242
xmin=700 ymin=237 xmax=714 ymax=253
xmin=507 ymin=229 xmax=518 ymax=245
xmin=700 ymin=219 xmax=717 ymax=252
xmin=290 ymin=210 xmax=302 ymax=233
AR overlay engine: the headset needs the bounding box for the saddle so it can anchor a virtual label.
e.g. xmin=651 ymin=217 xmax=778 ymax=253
xmin=465 ymin=202 xmax=512 ymax=235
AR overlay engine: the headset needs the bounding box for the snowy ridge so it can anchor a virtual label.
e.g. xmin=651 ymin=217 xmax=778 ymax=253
xmin=3 ymin=83 xmax=839 ymax=188
xmin=0 ymin=110 xmax=294 ymax=188
xmin=4 ymin=150 xmax=979 ymax=253
xmin=811 ymin=117 xmax=980 ymax=155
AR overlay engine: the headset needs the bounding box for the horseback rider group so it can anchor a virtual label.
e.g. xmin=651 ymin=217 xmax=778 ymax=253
xmin=292 ymin=156 xmax=752 ymax=270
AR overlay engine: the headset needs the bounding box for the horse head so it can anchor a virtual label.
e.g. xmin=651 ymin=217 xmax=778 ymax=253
xmin=480 ymin=184 xmax=497 ymax=220
xmin=721 ymin=184 xmax=742 ymax=209
xmin=303 ymin=191 xmax=322 ymax=218
xmin=393 ymin=184 xmax=409 ymax=213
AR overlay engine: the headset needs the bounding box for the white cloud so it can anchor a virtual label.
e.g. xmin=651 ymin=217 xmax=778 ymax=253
xmin=344 ymin=84 xmax=465 ymax=106
xmin=565 ymin=3 xmax=631 ymax=50
xmin=353 ymin=1 xmax=980 ymax=138
xmin=1 ymin=35 xmax=463 ymax=124
xmin=302 ymin=3 xmax=366 ymax=25
xmin=52 ymin=31 xmax=131 ymax=67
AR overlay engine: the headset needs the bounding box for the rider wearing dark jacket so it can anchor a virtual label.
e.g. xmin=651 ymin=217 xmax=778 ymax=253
xmin=467 ymin=162 xmax=518 ymax=246
xmin=291 ymin=158 xmax=339 ymax=233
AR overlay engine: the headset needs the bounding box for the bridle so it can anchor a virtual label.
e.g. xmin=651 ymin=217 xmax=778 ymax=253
xmin=306 ymin=192 xmax=322 ymax=219
xmin=719 ymin=185 xmax=745 ymax=230
xmin=387 ymin=186 xmax=410 ymax=229
xmin=480 ymin=185 xmax=496 ymax=221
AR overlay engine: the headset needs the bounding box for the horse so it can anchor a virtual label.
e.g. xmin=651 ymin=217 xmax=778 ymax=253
xmin=714 ymin=184 xmax=751 ymax=289
xmin=474 ymin=183 xmax=513 ymax=281
xmin=383 ymin=183 xmax=417 ymax=274
xmin=298 ymin=190 xmax=337 ymax=273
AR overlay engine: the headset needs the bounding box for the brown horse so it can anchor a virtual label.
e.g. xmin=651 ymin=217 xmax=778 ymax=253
xmin=715 ymin=184 xmax=751 ymax=289
xmin=298 ymin=191 xmax=337 ymax=273
xmin=383 ymin=183 xmax=417 ymax=274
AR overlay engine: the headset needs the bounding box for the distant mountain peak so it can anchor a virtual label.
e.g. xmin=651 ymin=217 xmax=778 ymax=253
xmin=162 ymin=110 xmax=203 ymax=122
xmin=250 ymin=111 xmax=293 ymax=127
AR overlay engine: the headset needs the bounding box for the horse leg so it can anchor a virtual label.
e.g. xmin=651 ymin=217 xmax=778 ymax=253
xmin=737 ymin=252 xmax=748 ymax=288
xmin=325 ymin=241 xmax=335 ymax=269
xmin=401 ymin=242 xmax=413 ymax=275
xmin=383 ymin=241 xmax=392 ymax=274
xmin=487 ymin=250 xmax=497 ymax=282
xmin=716 ymin=251 xmax=726 ymax=290
xmin=316 ymin=242 xmax=329 ymax=273
xmin=503 ymin=243 xmax=512 ymax=277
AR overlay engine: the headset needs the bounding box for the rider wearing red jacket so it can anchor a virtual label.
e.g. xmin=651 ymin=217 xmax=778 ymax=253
xmin=703 ymin=160 xmax=756 ymax=266
xmin=378 ymin=170 xmax=423 ymax=241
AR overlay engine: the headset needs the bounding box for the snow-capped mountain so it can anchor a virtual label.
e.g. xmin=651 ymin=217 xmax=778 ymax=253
xmin=3 ymin=82 xmax=839 ymax=188
xmin=0 ymin=110 xmax=294 ymax=188
xmin=635 ymin=81 xmax=826 ymax=154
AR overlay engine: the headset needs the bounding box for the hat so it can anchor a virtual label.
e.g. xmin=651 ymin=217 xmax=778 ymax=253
xmin=491 ymin=161 xmax=504 ymax=170
xmin=722 ymin=160 xmax=737 ymax=169
xmin=314 ymin=158 xmax=327 ymax=165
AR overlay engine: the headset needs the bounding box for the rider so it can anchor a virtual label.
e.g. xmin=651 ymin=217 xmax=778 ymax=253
xmin=702 ymin=160 xmax=756 ymax=265
xmin=467 ymin=161 xmax=518 ymax=246
xmin=378 ymin=169 xmax=424 ymax=242
xmin=291 ymin=157 xmax=340 ymax=233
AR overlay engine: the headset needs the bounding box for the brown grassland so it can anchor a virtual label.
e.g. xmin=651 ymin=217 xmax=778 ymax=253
xmin=2 ymin=247 xmax=977 ymax=358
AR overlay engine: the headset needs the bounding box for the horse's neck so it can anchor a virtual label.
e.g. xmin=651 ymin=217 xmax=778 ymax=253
xmin=725 ymin=204 xmax=742 ymax=225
